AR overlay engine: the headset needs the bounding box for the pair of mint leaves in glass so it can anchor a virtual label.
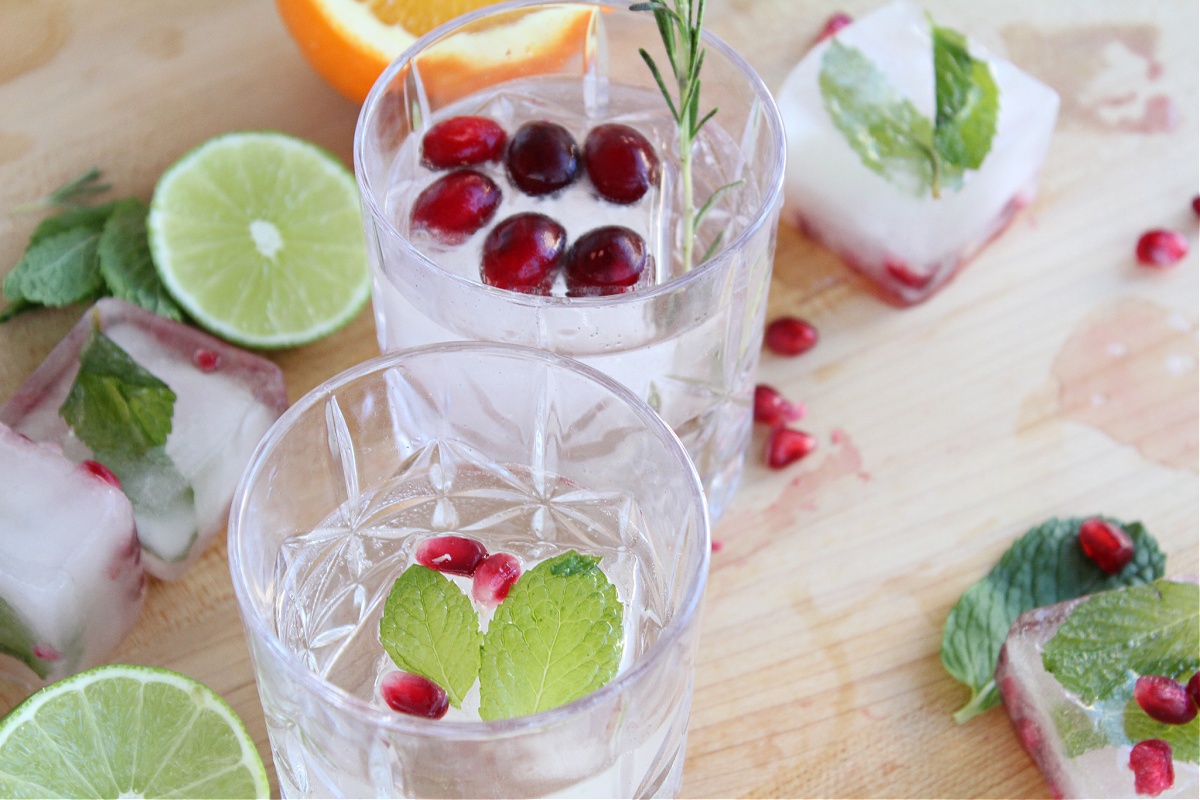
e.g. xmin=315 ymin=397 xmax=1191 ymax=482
xmin=379 ymin=551 xmax=625 ymax=721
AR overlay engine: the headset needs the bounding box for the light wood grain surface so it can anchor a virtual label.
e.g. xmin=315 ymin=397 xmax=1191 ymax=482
xmin=1 ymin=1 xmax=1197 ymax=797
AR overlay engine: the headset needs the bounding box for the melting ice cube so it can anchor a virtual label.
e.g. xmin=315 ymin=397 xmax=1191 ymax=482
xmin=1 ymin=298 xmax=288 ymax=580
xmin=777 ymin=1 xmax=1059 ymax=305
xmin=0 ymin=423 xmax=144 ymax=688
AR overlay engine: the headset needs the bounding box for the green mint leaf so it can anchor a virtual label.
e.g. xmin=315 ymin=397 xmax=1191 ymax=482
xmin=940 ymin=517 xmax=1165 ymax=723
xmin=379 ymin=565 xmax=482 ymax=708
xmin=479 ymin=550 xmax=623 ymax=721
xmin=1124 ymin=691 xmax=1199 ymax=763
xmin=0 ymin=595 xmax=49 ymax=680
xmin=1043 ymin=580 xmax=1198 ymax=706
xmin=98 ymin=445 xmax=197 ymax=563
xmin=932 ymin=24 xmax=999 ymax=171
xmin=29 ymin=201 xmax=119 ymax=247
xmin=98 ymin=199 xmax=184 ymax=321
xmin=2 ymin=228 xmax=104 ymax=308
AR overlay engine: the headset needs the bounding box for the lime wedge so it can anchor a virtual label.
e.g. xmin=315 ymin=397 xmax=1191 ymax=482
xmin=0 ymin=664 xmax=269 ymax=799
xmin=148 ymin=132 xmax=370 ymax=348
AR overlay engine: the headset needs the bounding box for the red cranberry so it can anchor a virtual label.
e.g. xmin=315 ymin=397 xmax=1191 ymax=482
xmin=765 ymin=427 xmax=817 ymax=469
xmin=473 ymin=552 xmax=522 ymax=606
xmin=506 ymin=121 xmax=580 ymax=196
xmin=481 ymin=213 xmax=567 ymax=295
xmin=193 ymin=348 xmax=221 ymax=372
xmin=1136 ymin=229 xmax=1188 ymax=267
xmin=1078 ymin=517 xmax=1134 ymax=574
xmin=583 ymin=123 xmax=660 ymax=205
xmin=565 ymin=226 xmax=647 ymax=296
xmin=415 ymin=535 xmax=488 ymax=576
xmin=421 ymin=116 xmax=506 ymax=170
xmin=753 ymin=384 xmax=805 ymax=426
xmin=411 ymin=170 xmax=501 ymax=245
xmin=1135 ymin=675 xmax=1198 ymax=725
xmin=764 ymin=317 xmax=818 ymax=356
xmin=80 ymin=460 xmax=121 ymax=489
xmin=815 ymin=12 xmax=852 ymax=42
xmin=1129 ymin=739 xmax=1174 ymax=797
xmin=1188 ymin=672 xmax=1199 ymax=710
xmin=380 ymin=671 xmax=449 ymax=719
xmin=885 ymin=259 xmax=934 ymax=290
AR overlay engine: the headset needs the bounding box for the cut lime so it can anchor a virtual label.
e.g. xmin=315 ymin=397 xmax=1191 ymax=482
xmin=0 ymin=664 xmax=269 ymax=799
xmin=148 ymin=131 xmax=371 ymax=348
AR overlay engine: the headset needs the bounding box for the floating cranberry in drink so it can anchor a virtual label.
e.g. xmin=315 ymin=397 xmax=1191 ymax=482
xmin=584 ymin=123 xmax=661 ymax=204
xmin=506 ymin=121 xmax=581 ymax=196
xmin=422 ymin=116 xmax=507 ymax=170
xmin=565 ymin=226 xmax=648 ymax=296
xmin=481 ymin=213 xmax=567 ymax=294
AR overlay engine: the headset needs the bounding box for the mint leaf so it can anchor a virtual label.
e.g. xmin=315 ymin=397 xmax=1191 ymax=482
xmin=379 ymin=565 xmax=482 ymax=708
xmin=29 ymin=201 xmax=118 ymax=247
xmin=0 ymin=595 xmax=49 ymax=680
xmin=940 ymin=517 xmax=1165 ymax=723
xmin=1124 ymin=691 xmax=1199 ymax=763
xmin=1051 ymin=702 xmax=1112 ymax=758
xmin=98 ymin=199 xmax=183 ymax=321
xmin=479 ymin=551 xmax=623 ymax=721
xmin=101 ymin=446 xmax=197 ymax=563
xmin=931 ymin=24 xmax=999 ymax=171
xmin=2 ymin=228 xmax=104 ymax=308
xmin=1043 ymin=580 xmax=1198 ymax=706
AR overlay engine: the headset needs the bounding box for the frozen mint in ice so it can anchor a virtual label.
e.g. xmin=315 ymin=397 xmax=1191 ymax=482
xmin=931 ymin=23 xmax=999 ymax=173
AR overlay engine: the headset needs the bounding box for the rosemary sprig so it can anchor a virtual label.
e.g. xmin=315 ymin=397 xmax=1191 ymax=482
xmin=9 ymin=168 xmax=111 ymax=214
xmin=631 ymin=0 xmax=720 ymax=271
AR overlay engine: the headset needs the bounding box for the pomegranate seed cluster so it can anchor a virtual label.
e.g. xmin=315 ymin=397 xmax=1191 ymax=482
xmin=410 ymin=116 xmax=662 ymax=297
xmin=753 ymin=316 xmax=823 ymax=470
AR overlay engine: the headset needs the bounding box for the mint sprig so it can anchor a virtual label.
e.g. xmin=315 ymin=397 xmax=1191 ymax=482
xmin=98 ymin=199 xmax=183 ymax=321
xmin=940 ymin=517 xmax=1165 ymax=723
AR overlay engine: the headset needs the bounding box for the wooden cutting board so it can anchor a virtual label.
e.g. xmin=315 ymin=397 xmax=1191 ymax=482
xmin=1 ymin=1 xmax=1196 ymax=797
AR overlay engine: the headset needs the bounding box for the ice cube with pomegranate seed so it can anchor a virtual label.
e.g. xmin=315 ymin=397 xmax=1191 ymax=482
xmin=0 ymin=423 xmax=145 ymax=689
xmin=0 ymin=298 xmax=288 ymax=580
xmin=777 ymin=1 xmax=1059 ymax=305
xmin=996 ymin=582 xmax=1199 ymax=799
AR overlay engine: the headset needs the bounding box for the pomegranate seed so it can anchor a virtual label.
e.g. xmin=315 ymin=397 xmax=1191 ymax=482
xmin=1078 ymin=517 xmax=1134 ymax=574
xmin=481 ymin=213 xmax=567 ymax=295
xmin=411 ymin=170 xmax=501 ymax=245
xmin=421 ymin=116 xmax=506 ymax=170
xmin=1188 ymin=672 xmax=1199 ymax=710
xmin=565 ymin=226 xmax=647 ymax=296
xmin=472 ymin=552 xmax=522 ymax=606
xmin=1135 ymin=229 xmax=1188 ymax=267
xmin=885 ymin=259 xmax=934 ymax=289
xmin=506 ymin=121 xmax=580 ymax=196
xmin=80 ymin=459 xmax=121 ymax=489
xmin=765 ymin=427 xmax=817 ymax=469
xmin=415 ymin=535 xmax=488 ymax=576
xmin=1135 ymin=675 xmax=1198 ymax=725
xmin=32 ymin=644 xmax=63 ymax=661
xmin=380 ymin=671 xmax=449 ymax=719
xmin=1129 ymin=739 xmax=1174 ymax=797
xmin=815 ymin=12 xmax=852 ymax=42
xmin=193 ymin=348 xmax=221 ymax=372
xmin=711 ymin=540 xmax=724 ymax=552
xmin=583 ymin=123 xmax=660 ymax=204
xmin=1192 ymin=195 xmax=1200 ymax=216
xmin=753 ymin=384 xmax=805 ymax=426
xmin=764 ymin=317 xmax=818 ymax=356
xmin=1015 ymin=718 xmax=1043 ymax=752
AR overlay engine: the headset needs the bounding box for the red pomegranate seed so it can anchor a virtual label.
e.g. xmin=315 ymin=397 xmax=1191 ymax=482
xmin=506 ymin=121 xmax=580 ymax=196
xmin=481 ymin=213 xmax=567 ymax=295
xmin=885 ymin=259 xmax=934 ymax=289
xmin=380 ymin=671 xmax=449 ymax=719
xmin=1192 ymin=196 xmax=1200 ymax=216
xmin=80 ymin=459 xmax=121 ymax=489
xmin=1188 ymin=671 xmax=1199 ymax=710
xmin=565 ymin=226 xmax=647 ymax=296
xmin=815 ymin=12 xmax=852 ymax=42
xmin=472 ymin=552 xmax=522 ymax=606
xmin=765 ymin=427 xmax=817 ymax=469
xmin=415 ymin=535 xmax=488 ymax=576
xmin=753 ymin=384 xmax=805 ymax=426
xmin=421 ymin=116 xmax=507 ymax=170
xmin=1136 ymin=229 xmax=1188 ymax=267
xmin=411 ymin=170 xmax=501 ymax=245
xmin=193 ymin=348 xmax=221 ymax=372
xmin=1129 ymin=739 xmax=1174 ymax=797
xmin=1078 ymin=517 xmax=1134 ymax=574
xmin=1135 ymin=675 xmax=1198 ymax=725
xmin=32 ymin=643 xmax=63 ymax=661
xmin=764 ymin=317 xmax=818 ymax=356
xmin=583 ymin=123 xmax=661 ymax=205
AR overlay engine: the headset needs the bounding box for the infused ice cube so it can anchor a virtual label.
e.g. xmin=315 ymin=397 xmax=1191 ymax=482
xmin=0 ymin=423 xmax=144 ymax=687
xmin=0 ymin=298 xmax=288 ymax=580
xmin=777 ymin=1 xmax=1059 ymax=305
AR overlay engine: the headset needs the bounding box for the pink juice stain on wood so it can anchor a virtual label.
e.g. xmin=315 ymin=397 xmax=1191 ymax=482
xmin=1053 ymin=297 xmax=1198 ymax=472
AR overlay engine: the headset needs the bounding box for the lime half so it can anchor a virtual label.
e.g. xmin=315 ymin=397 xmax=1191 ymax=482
xmin=149 ymin=131 xmax=371 ymax=348
xmin=0 ymin=664 xmax=269 ymax=799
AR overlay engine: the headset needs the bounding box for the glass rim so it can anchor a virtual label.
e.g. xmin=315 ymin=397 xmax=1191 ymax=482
xmin=228 ymin=341 xmax=711 ymax=739
xmin=352 ymin=0 xmax=786 ymax=309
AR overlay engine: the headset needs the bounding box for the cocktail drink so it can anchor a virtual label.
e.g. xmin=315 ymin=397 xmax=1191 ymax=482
xmin=228 ymin=343 xmax=709 ymax=798
xmin=354 ymin=0 xmax=785 ymax=521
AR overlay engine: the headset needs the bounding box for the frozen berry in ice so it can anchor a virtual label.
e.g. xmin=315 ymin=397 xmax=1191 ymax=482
xmin=765 ymin=427 xmax=817 ymax=469
xmin=1134 ymin=675 xmax=1198 ymax=725
xmin=1077 ymin=517 xmax=1134 ymax=574
xmin=1135 ymin=229 xmax=1189 ymax=268
xmin=506 ymin=121 xmax=580 ymax=196
xmin=885 ymin=259 xmax=934 ymax=289
xmin=415 ymin=535 xmax=488 ymax=576
xmin=411 ymin=170 xmax=501 ymax=245
xmin=380 ymin=671 xmax=449 ymax=719
xmin=583 ymin=123 xmax=660 ymax=204
xmin=565 ymin=226 xmax=648 ymax=296
xmin=754 ymin=384 xmax=805 ymax=427
xmin=421 ymin=116 xmax=507 ymax=169
xmin=815 ymin=12 xmax=852 ymax=42
xmin=1129 ymin=739 xmax=1174 ymax=797
xmin=80 ymin=460 xmax=121 ymax=489
xmin=481 ymin=213 xmax=567 ymax=295
xmin=473 ymin=552 xmax=522 ymax=607
xmin=764 ymin=317 xmax=818 ymax=356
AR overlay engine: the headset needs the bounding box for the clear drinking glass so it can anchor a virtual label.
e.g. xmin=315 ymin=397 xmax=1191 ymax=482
xmin=354 ymin=0 xmax=785 ymax=521
xmin=228 ymin=343 xmax=710 ymax=798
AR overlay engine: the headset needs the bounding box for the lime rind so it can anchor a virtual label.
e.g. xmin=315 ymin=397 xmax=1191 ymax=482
xmin=148 ymin=131 xmax=371 ymax=349
xmin=0 ymin=663 xmax=269 ymax=799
